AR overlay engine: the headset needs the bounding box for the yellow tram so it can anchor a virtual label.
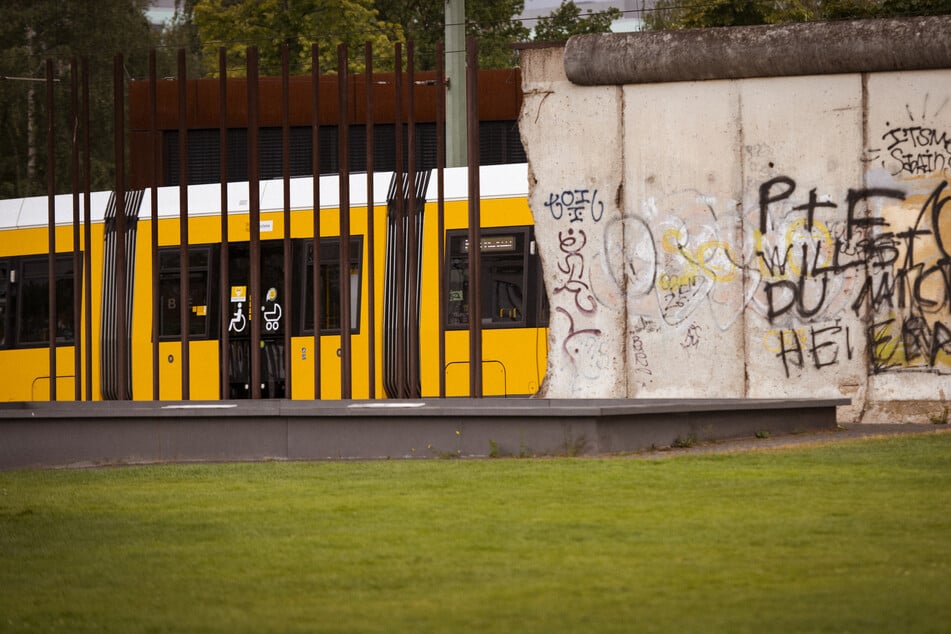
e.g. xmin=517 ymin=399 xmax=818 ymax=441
xmin=0 ymin=164 xmax=548 ymax=401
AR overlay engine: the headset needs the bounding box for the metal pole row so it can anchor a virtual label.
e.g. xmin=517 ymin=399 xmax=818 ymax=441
xmin=45 ymin=57 xmax=97 ymax=402
xmin=38 ymin=39 xmax=482 ymax=402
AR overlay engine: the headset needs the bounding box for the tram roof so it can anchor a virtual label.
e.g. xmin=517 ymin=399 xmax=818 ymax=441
xmin=0 ymin=164 xmax=528 ymax=231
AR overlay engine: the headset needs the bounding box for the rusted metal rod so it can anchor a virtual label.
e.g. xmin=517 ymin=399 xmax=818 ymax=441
xmin=218 ymin=47 xmax=230 ymax=401
xmin=393 ymin=43 xmax=406 ymax=398
xmin=71 ymin=58 xmax=82 ymax=401
xmin=365 ymin=42 xmax=376 ymax=400
xmin=436 ymin=42 xmax=446 ymax=399
xmin=114 ymin=53 xmax=128 ymax=401
xmin=406 ymin=41 xmax=419 ymax=398
xmin=465 ymin=38 xmax=482 ymax=398
xmin=46 ymin=58 xmax=56 ymax=402
xmin=82 ymin=59 xmax=92 ymax=401
xmin=282 ymin=44 xmax=293 ymax=399
xmin=248 ymin=46 xmax=262 ymax=400
xmin=177 ymin=49 xmax=190 ymax=400
xmin=311 ymin=43 xmax=322 ymax=400
xmin=338 ymin=43 xmax=352 ymax=399
xmin=149 ymin=50 xmax=160 ymax=401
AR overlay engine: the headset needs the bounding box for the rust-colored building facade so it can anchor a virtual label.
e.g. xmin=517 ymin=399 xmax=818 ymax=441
xmin=127 ymin=69 xmax=524 ymax=189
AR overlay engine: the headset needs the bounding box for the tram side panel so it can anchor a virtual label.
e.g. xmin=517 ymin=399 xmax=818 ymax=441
xmin=0 ymin=221 xmax=103 ymax=402
xmin=425 ymin=196 xmax=548 ymax=398
xmin=0 ymin=171 xmax=546 ymax=403
xmin=143 ymin=205 xmax=377 ymax=401
xmin=288 ymin=205 xmax=372 ymax=400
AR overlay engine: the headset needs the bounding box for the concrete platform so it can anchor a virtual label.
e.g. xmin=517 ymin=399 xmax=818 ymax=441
xmin=0 ymin=397 xmax=847 ymax=470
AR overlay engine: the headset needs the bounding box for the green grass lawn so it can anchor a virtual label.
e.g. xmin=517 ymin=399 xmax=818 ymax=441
xmin=2 ymin=432 xmax=950 ymax=633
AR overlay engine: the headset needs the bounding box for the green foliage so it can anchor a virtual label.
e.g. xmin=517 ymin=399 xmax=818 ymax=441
xmin=532 ymin=0 xmax=621 ymax=41
xmin=375 ymin=0 xmax=529 ymax=70
xmin=1 ymin=433 xmax=950 ymax=632
xmin=0 ymin=0 xmax=157 ymax=198
xmin=191 ymin=0 xmax=404 ymax=76
xmin=159 ymin=0 xmax=204 ymax=74
xmin=644 ymin=0 xmax=951 ymax=29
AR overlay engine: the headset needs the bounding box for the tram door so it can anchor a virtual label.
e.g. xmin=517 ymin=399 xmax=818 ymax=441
xmin=225 ymin=241 xmax=287 ymax=398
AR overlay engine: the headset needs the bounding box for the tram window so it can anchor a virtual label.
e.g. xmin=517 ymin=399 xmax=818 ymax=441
xmin=301 ymin=238 xmax=362 ymax=334
xmin=158 ymin=247 xmax=212 ymax=339
xmin=446 ymin=229 xmax=528 ymax=329
xmin=17 ymin=256 xmax=78 ymax=345
xmin=0 ymin=261 xmax=7 ymax=347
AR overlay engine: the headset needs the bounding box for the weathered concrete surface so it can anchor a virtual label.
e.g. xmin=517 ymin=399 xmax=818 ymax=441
xmin=519 ymin=46 xmax=626 ymax=398
xmin=520 ymin=17 xmax=951 ymax=422
xmin=0 ymin=398 xmax=843 ymax=470
xmin=565 ymin=16 xmax=951 ymax=85
xmin=624 ymin=79 xmax=747 ymax=398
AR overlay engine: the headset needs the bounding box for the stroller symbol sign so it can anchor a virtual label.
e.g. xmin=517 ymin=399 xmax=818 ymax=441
xmin=263 ymin=287 xmax=282 ymax=332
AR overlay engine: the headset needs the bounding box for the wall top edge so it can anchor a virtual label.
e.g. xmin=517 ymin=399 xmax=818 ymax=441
xmin=563 ymin=15 xmax=951 ymax=86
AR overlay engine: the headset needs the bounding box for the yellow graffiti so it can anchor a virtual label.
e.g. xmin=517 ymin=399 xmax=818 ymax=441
xmin=763 ymin=327 xmax=808 ymax=354
xmin=870 ymin=315 xmax=951 ymax=370
xmin=658 ymin=272 xmax=697 ymax=291
xmin=661 ymin=227 xmax=686 ymax=255
xmin=871 ymin=318 xmax=903 ymax=366
xmin=660 ymin=229 xmax=740 ymax=286
xmin=696 ymin=240 xmax=739 ymax=283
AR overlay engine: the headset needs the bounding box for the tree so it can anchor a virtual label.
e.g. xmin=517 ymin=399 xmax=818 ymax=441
xmin=0 ymin=0 xmax=157 ymax=198
xmin=191 ymin=0 xmax=404 ymax=76
xmin=160 ymin=0 xmax=204 ymax=75
xmin=532 ymin=1 xmax=621 ymax=41
xmin=374 ymin=0 xmax=529 ymax=70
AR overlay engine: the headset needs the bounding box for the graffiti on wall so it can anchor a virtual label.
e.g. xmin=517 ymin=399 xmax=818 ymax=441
xmin=546 ymin=156 xmax=951 ymax=378
xmin=544 ymin=187 xmax=614 ymax=389
xmin=538 ymin=101 xmax=951 ymax=386
xmin=874 ymin=116 xmax=951 ymax=178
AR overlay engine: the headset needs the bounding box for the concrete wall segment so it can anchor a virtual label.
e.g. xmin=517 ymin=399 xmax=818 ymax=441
xmin=861 ymin=71 xmax=951 ymax=419
xmin=737 ymin=75 xmax=869 ymax=421
xmin=518 ymin=18 xmax=951 ymax=422
xmin=564 ymin=16 xmax=951 ymax=86
xmin=519 ymin=45 xmax=626 ymax=398
xmin=623 ymin=80 xmax=747 ymax=398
